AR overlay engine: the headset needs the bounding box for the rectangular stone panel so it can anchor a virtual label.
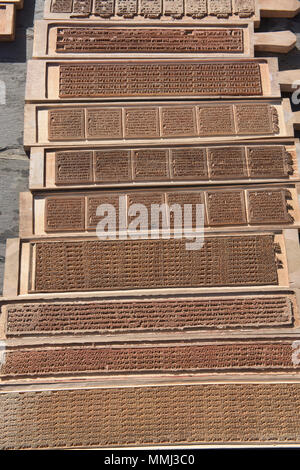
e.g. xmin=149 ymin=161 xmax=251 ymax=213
xmin=48 ymin=108 xmax=85 ymax=141
xmin=45 ymin=196 xmax=85 ymax=232
xmin=1 ymin=341 xmax=299 ymax=378
xmin=164 ymin=0 xmax=184 ymax=18
xmin=94 ymin=0 xmax=115 ymax=16
xmin=116 ymin=0 xmax=138 ymax=17
xmin=127 ymin=192 xmax=165 ymax=229
xmin=235 ymin=0 xmax=255 ymax=17
xmin=247 ymin=146 xmax=293 ymax=178
xmin=161 ymin=106 xmax=197 ymax=137
xmin=247 ymin=189 xmax=294 ymax=225
xmin=167 ymin=191 xmax=204 ymax=228
xmin=31 ymin=235 xmax=279 ymax=293
xmin=140 ymin=0 xmax=162 ymax=18
xmin=55 ymin=150 xmax=93 ymax=184
xmin=132 ymin=149 xmax=169 ymax=181
xmin=94 ymin=150 xmax=131 ymax=183
xmin=51 ymin=0 xmax=72 ymax=12
xmin=72 ymin=0 xmax=92 ymax=15
xmin=209 ymin=0 xmax=232 ymax=17
xmin=124 ymin=107 xmax=160 ymax=138
xmin=1 ymin=383 xmax=300 ymax=448
xmin=57 ymin=62 xmax=262 ymax=99
xmin=186 ymin=0 xmax=207 ymax=17
xmin=87 ymin=194 xmax=120 ymax=230
xmin=206 ymin=190 xmax=247 ymax=226
xmin=207 ymin=147 xmax=247 ymax=180
xmin=86 ymin=108 xmax=122 ymax=139
xmin=55 ymin=26 xmax=245 ymax=54
xmin=198 ymin=105 xmax=235 ymax=136
xmin=170 ymin=148 xmax=208 ymax=180
xmin=5 ymin=295 xmax=294 ymax=336
xmin=235 ymin=103 xmax=279 ymax=135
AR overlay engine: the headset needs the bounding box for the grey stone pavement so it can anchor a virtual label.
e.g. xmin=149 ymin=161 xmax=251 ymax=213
xmin=1 ymin=2 xmax=300 ymax=293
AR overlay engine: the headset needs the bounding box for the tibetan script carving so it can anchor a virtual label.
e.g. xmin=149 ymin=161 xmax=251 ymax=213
xmin=1 ymin=384 xmax=300 ymax=448
xmin=32 ymin=235 xmax=279 ymax=292
xmin=55 ymin=27 xmax=244 ymax=54
xmin=58 ymin=62 xmax=262 ymax=98
xmin=5 ymin=296 xmax=294 ymax=336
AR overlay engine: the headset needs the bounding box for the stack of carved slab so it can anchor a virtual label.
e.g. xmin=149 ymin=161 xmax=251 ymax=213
xmin=0 ymin=0 xmax=24 ymax=41
xmin=2 ymin=0 xmax=300 ymax=449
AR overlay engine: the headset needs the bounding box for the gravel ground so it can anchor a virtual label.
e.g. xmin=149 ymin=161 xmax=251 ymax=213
xmin=0 ymin=2 xmax=300 ymax=293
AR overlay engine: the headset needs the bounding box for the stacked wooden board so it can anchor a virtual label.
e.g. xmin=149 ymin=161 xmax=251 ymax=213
xmin=2 ymin=0 xmax=300 ymax=449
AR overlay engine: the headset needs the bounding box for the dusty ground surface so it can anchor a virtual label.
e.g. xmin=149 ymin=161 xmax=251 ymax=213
xmin=0 ymin=1 xmax=300 ymax=293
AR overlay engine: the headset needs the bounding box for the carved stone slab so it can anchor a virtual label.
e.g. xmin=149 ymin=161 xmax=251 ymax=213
xmin=26 ymin=58 xmax=280 ymax=101
xmin=24 ymin=100 xmax=293 ymax=148
xmin=44 ymin=0 xmax=260 ymax=25
xmin=33 ymin=20 xmax=254 ymax=58
xmin=2 ymin=339 xmax=300 ymax=379
xmin=30 ymin=141 xmax=300 ymax=190
xmin=21 ymin=185 xmax=300 ymax=237
xmin=2 ymin=294 xmax=295 ymax=338
xmin=4 ymin=231 xmax=298 ymax=298
xmin=2 ymin=382 xmax=300 ymax=448
xmin=19 ymin=235 xmax=284 ymax=293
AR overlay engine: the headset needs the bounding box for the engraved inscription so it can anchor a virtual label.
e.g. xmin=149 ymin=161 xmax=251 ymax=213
xmin=116 ymin=0 xmax=137 ymax=16
xmin=198 ymin=105 xmax=235 ymax=136
xmin=55 ymin=27 xmax=244 ymax=54
xmin=128 ymin=192 xmax=165 ymax=229
xmin=58 ymin=62 xmax=262 ymax=99
xmin=248 ymin=190 xmax=294 ymax=225
xmin=50 ymin=0 xmax=255 ymax=20
xmin=87 ymin=194 xmax=120 ymax=229
xmin=167 ymin=191 xmax=204 ymax=228
xmin=186 ymin=0 xmax=207 ymax=18
xmin=206 ymin=190 xmax=246 ymax=226
xmin=32 ymin=235 xmax=279 ymax=293
xmin=171 ymin=148 xmax=208 ymax=180
xmin=2 ymin=384 xmax=300 ymax=449
xmin=6 ymin=296 xmax=293 ymax=336
xmin=247 ymin=146 xmax=293 ymax=178
xmin=164 ymin=0 xmax=184 ymax=18
xmin=162 ymin=107 xmax=197 ymax=137
xmin=207 ymin=147 xmax=247 ymax=180
xmin=235 ymin=0 xmax=255 ymax=18
xmin=51 ymin=145 xmax=295 ymax=187
xmin=2 ymin=341 xmax=299 ymax=377
xmin=133 ymin=149 xmax=169 ymax=181
xmin=94 ymin=150 xmax=131 ymax=183
xmin=72 ymin=0 xmax=92 ymax=15
xmin=48 ymin=109 xmax=85 ymax=141
xmin=45 ymin=197 xmax=85 ymax=232
xmin=51 ymin=0 xmax=73 ymax=12
xmin=140 ymin=0 xmax=162 ymax=18
xmin=86 ymin=108 xmax=122 ymax=139
xmin=235 ymin=104 xmax=279 ymax=135
xmin=124 ymin=108 xmax=160 ymax=138
xmin=94 ymin=0 xmax=114 ymax=17
xmin=55 ymin=151 xmax=93 ymax=185
xmin=209 ymin=0 xmax=231 ymax=18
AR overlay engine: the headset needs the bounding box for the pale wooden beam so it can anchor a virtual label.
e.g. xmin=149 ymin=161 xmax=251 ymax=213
xmin=259 ymin=0 xmax=300 ymax=18
xmin=255 ymin=31 xmax=297 ymax=53
xmin=278 ymin=69 xmax=300 ymax=92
